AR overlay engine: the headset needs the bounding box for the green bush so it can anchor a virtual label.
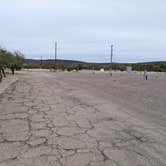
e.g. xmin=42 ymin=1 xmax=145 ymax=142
xmin=0 ymin=48 xmax=24 ymax=70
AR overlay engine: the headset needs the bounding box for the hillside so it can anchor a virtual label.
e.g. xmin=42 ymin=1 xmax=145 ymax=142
xmin=24 ymin=59 xmax=166 ymax=72
xmin=25 ymin=59 xmax=166 ymax=65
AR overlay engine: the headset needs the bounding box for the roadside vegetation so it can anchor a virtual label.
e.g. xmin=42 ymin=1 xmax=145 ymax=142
xmin=24 ymin=60 xmax=166 ymax=72
xmin=0 ymin=48 xmax=24 ymax=82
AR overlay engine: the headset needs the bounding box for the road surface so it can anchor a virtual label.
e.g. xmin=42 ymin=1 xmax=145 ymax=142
xmin=0 ymin=71 xmax=166 ymax=166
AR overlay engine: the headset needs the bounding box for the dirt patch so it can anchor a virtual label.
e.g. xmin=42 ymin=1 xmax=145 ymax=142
xmin=0 ymin=75 xmax=18 ymax=95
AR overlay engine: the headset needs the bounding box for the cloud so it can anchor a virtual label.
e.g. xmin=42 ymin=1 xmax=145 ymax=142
xmin=0 ymin=0 xmax=166 ymax=62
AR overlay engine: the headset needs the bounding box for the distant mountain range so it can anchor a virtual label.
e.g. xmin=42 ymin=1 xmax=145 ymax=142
xmin=24 ymin=59 xmax=166 ymax=66
xmin=24 ymin=59 xmax=86 ymax=65
xmin=24 ymin=59 xmax=166 ymax=72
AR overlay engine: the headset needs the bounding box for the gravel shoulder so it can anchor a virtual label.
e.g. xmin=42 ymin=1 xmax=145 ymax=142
xmin=0 ymin=75 xmax=18 ymax=95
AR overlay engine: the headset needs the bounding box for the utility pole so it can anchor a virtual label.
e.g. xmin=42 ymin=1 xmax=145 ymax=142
xmin=110 ymin=44 xmax=113 ymax=76
xmin=111 ymin=45 xmax=113 ymax=64
xmin=40 ymin=56 xmax=43 ymax=67
xmin=55 ymin=42 xmax=57 ymax=62
xmin=55 ymin=42 xmax=57 ymax=69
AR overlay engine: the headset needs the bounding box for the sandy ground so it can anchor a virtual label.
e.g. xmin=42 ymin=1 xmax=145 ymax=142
xmin=0 ymin=70 xmax=166 ymax=166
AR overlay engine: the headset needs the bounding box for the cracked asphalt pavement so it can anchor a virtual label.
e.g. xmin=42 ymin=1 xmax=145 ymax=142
xmin=0 ymin=71 xmax=166 ymax=166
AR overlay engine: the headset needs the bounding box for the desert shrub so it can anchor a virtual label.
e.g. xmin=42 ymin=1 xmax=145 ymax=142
xmin=0 ymin=48 xmax=24 ymax=70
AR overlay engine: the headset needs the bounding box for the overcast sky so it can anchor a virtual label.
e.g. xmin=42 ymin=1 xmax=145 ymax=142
xmin=0 ymin=0 xmax=166 ymax=62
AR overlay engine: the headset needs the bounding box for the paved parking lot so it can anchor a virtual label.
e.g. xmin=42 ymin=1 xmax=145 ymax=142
xmin=0 ymin=71 xmax=166 ymax=166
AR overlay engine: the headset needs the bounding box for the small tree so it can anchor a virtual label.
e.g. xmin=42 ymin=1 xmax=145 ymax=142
xmin=0 ymin=48 xmax=25 ymax=76
xmin=14 ymin=51 xmax=24 ymax=70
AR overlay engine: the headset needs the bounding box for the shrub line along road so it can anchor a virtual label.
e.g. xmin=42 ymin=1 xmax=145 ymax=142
xmin=0 ymin=71 xmax=166 ymax=166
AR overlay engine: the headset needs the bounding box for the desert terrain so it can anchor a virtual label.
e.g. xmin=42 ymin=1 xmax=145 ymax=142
xmin=0 ymin=70 xmax=166 ymax=166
